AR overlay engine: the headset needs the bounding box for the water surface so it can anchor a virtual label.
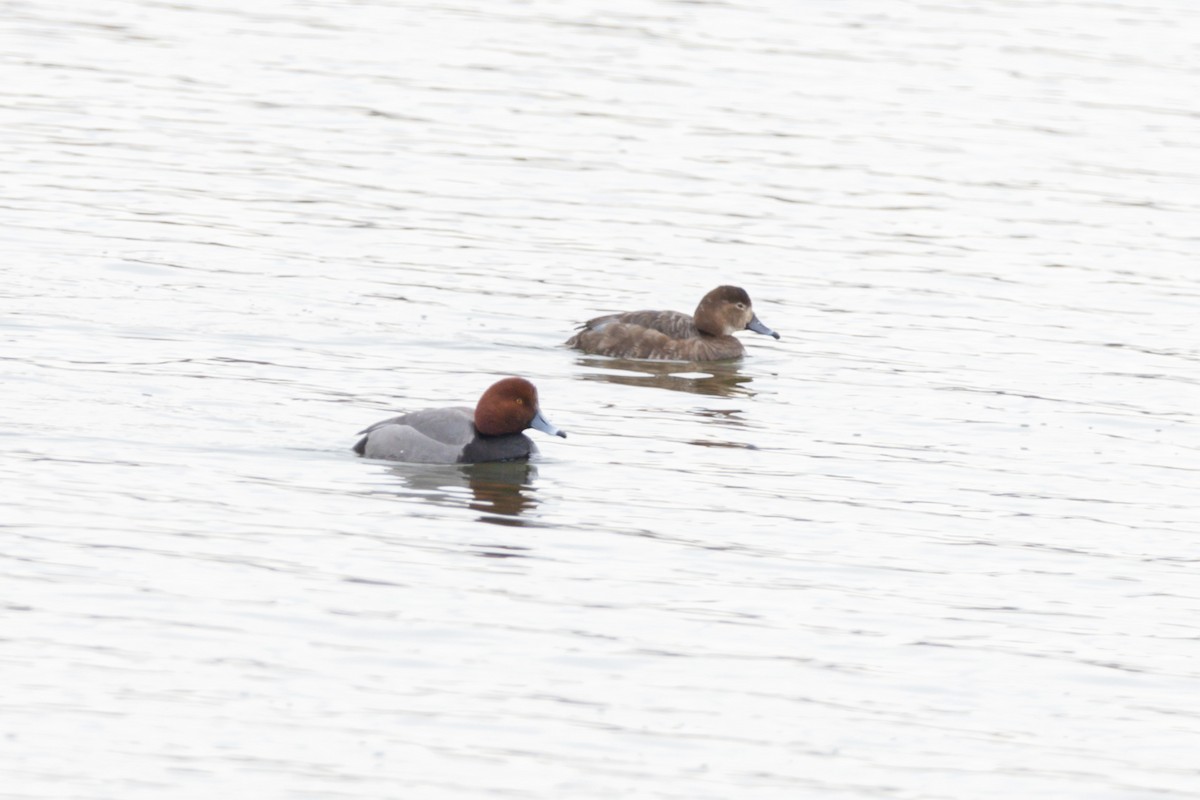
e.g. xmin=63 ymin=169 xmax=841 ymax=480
xmin=3 ymin=0 xmax=1199 ymax=797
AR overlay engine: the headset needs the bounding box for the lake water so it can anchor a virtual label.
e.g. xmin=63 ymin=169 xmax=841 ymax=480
xmin=3 ymin=0 xmax=1199 ymax=797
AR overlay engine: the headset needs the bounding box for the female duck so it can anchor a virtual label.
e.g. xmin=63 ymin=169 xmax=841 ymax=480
xmin=566 ymin=285 xmax=780 ymax=361
xmin=353 ymin=377 xmax=566 ymax=464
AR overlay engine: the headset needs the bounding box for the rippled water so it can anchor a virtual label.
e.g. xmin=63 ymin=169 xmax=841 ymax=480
xmin=4 ymin=0 xmax=1199 ymax=797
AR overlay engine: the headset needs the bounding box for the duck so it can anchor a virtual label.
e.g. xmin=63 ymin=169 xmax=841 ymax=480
xmin=565 ymin=285 xmax=780 ymax=360
xmin=353 ymin=377 xmax=565 ymax=464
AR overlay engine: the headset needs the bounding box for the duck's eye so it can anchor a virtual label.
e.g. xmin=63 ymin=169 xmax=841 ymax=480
xmin=736 ymin=302 xmax=747 ymax=310
xmin=515 ymin=397 xmax=524 ymax=405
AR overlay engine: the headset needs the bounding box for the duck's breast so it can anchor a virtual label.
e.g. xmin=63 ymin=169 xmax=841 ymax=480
xmin=460 ymin=432 xmax=537 ymax=463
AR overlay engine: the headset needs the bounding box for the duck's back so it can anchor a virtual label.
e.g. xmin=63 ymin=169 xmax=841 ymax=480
xmin=566 ymin=309 xmax=744 ymax=360
xmin=597 ymin=309 xmax=699 ymax=339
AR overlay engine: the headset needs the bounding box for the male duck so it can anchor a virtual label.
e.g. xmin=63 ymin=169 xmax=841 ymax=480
xmin=353 ymin=377 xmax=565 ymax=463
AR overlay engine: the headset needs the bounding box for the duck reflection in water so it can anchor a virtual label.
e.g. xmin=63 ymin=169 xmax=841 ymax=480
xmin=574 ymin=356 xmax=755 ymax=398
xmin=378 ymin=460 xmax=541 ymax=530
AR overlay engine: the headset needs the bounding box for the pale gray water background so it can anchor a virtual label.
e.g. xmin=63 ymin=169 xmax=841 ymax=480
xmin=2 ymin=0 xmax=1199 ymax=797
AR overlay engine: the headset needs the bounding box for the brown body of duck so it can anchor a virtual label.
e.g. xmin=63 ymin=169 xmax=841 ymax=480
xmin=566 ymin=285 xmax=780 ymax=361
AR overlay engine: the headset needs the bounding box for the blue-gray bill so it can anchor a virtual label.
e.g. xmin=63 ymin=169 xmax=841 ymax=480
xmin=531 ymin=410 xmax=567 ymax=438
xmin=747 ymin=315 xmax=781 ymax=339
